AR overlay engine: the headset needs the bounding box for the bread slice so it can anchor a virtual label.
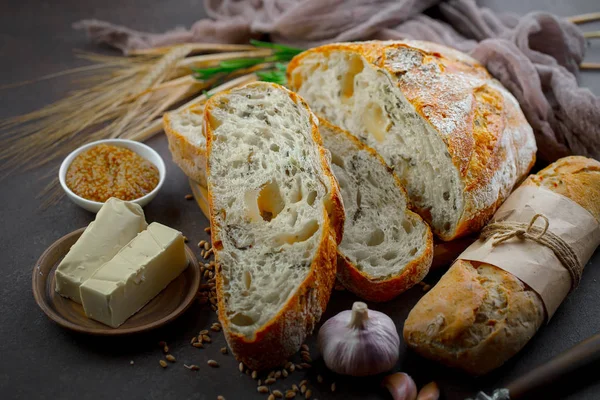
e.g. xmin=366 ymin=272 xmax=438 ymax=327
xmin=403 ymin=156 xmax=600 ymax=375
xmin=287 ymin=40 xmax=536 ymax=241
xmin=163 ymin=104 xmax=207 ymax=186
xmin=318 ymin=119 xmax=433 ymax=301
xmin=203 ymin=82 xmax=345 ymax=370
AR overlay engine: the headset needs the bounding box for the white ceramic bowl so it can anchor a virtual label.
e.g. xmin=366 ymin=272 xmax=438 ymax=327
xmin=59 ymin=139 xmax=166 ymax=213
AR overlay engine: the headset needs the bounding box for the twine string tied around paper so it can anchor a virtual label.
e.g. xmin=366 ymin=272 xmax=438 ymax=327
xmin=480 ymin=214 xmax=582 ymax=290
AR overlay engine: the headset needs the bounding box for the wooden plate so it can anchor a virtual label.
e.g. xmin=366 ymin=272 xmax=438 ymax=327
xmin=32 ymin=227 xmax=200 ymax=335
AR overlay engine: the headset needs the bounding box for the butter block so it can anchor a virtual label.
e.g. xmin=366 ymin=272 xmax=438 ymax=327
xmin=79 ymin=222 xmax=189 ymax=328
xmin=55 ymin=198 xmax=147 ymax=303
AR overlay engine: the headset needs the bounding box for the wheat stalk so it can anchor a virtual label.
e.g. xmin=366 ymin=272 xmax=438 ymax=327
xmin=581 ymin=62 xmax=600 ymax=70
xmin=568 ymin=12 xmax=600 ymax=24
xmin=129 ymin=43 xmax=257 ymax=56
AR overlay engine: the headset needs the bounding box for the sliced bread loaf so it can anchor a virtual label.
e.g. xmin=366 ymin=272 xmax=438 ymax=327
xmin=163 ymin=104 xmax=207 ymax=186
xmin=319 ymin=119 xmax=433 ymax=301
xmin=204 ymin=82 xmax=345 ymax=370
xmin=287 ymin=40 xmax=536 ymax=241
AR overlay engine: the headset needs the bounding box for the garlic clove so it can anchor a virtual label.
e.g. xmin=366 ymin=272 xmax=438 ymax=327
xmin=318 ymin=301 xmax=400 ymax=376
xmin=382 ymin=372 xmax=417 ymax=400
xmin=417 ymin=381 xmax=440 ymax=400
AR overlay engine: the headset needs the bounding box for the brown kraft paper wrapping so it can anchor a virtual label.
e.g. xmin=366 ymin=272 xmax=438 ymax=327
xmin=459 ymin=186 xmax=600 ymax=320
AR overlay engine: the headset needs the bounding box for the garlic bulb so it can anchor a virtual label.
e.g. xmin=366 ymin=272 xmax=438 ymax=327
xmin=318 ymin=301 xmax=400 ymax=376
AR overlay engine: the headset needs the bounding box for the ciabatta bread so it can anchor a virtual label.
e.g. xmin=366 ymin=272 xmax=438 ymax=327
xmin=163 ymin=104 xmax=207 ymax=186
xmin=287 ymin=40 xmax=537 ymax=241
xmin=204 ymin=82 xmax=344 ymax=370
xmin=318 ymin=119 xmax=433 ymax=302
xmin=403 ymin=156 xmax=600 ymax=375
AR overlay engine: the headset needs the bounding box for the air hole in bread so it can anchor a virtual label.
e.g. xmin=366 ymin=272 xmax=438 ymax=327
xmin=257 ymin=181 xmax=285 ymax=222
xmin=409 ymin=247 xmax=418 ymax=256
xmin=230 ymin=312 xmax=255 ymax=327
xmin=443 ymin=222 xmax=451 ymax=231
xmin=270 ymin=143 xmax=280 ymax=152
xmin=243 ymin=271 xmax=252 ymax=290
xmin=354 ymin=250 xmax=369 ymax=261
xmin=366 ymin=228 xmax=385 ymax=246
xmin=331 ymin=152 xmax=344 ymax=168
xmin=307 ymin=190 xmax=317 ymax=206
xmin=383 ymin=251 xmax=398 ymax=261
xmin=340 ymin=54 xmax=364 ymax=102
xmin=364 ymin=102 xmax=390 ymax=142
xmin=207 ymin=113 xmax=222 ymax=130
xmin=402 ymin=218 xmax=414 ymax=234
xmin=232 ymin=160 xmax=244 ymax=169
xmin=290 ymin=177 xmax=303 ymax=203
xmin=274 ymin=220 xmax=320 ymax=246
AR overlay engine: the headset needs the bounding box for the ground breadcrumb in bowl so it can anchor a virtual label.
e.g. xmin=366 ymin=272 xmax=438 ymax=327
xmin=59 ymin=139 xmax=166 ymax=213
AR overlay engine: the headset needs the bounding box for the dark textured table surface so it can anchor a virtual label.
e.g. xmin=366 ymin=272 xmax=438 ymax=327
xmin=1 ymin=1 xmax=599 ymax=399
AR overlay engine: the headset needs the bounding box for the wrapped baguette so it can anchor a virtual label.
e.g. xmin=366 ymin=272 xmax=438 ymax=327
xmin=403 ymin=156 xmax=600 ymax=375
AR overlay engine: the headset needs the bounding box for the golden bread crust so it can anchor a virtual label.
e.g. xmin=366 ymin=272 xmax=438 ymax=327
xmin=522 ymin=156 xmax=600 ymax=222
